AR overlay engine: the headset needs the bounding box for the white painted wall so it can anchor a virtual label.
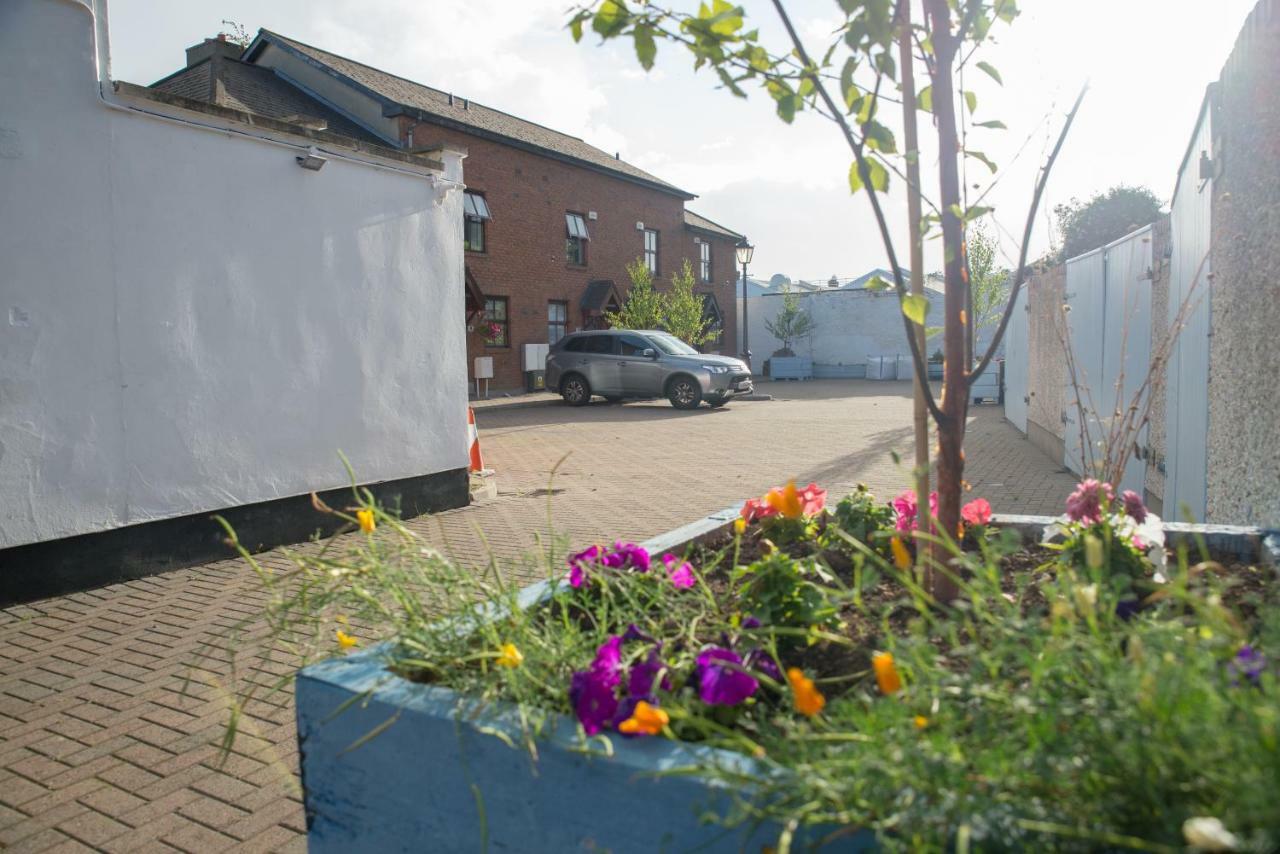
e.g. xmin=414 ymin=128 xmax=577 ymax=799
xmin=0 ymin=0 xmax=468 ymax=548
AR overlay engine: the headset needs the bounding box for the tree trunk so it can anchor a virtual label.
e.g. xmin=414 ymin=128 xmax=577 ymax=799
xmin=924 ymin=0 xmax=965 ymax=602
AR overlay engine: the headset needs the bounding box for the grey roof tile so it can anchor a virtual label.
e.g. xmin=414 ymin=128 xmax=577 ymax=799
xmin=253 ymin=30 xmax=692 ymax=198
xmin=684 ymin=210 xmax=743 ymax=240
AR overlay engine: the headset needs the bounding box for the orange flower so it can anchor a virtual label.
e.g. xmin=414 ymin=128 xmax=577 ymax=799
xmin=872 ymin=651 xmax=902 ymax=695
xmin=890 ymin=536 xmax=912 ymax=570
xmin=764 ymin=481 xmax=804 ymax=519
xmin=617 ymin=700 xmax=669 ymax=736
xmin=787 ymin=668 xmax=825 ymax=717
xmin=356 ymin=509 xmax=376 ymax=533
xmin=914 ymin=715 xmax=929 ymax=729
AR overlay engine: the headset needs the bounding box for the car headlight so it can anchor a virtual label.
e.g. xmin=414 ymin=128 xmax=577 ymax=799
xmin=702 ymin=365 xmax=730 ymax=374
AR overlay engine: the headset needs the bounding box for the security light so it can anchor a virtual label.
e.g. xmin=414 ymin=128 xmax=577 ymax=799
xmin=295 ymin=147 xmax=327 ymax=171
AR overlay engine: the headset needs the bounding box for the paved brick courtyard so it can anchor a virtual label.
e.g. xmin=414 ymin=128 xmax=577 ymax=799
xmin=0 ymin=380 xmax=1078 ymax=851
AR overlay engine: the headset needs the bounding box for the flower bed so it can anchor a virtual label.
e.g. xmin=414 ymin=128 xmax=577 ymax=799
xmin=231 ymin=479 xmax=1280 ymax=852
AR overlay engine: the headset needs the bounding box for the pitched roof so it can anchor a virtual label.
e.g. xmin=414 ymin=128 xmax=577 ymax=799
xmin=151 ymin=57 xmax=384 ymax=146
xmin=683 ymin=210 xmax=743 ymax=241
xmin=247 ymin=30 xmax=693 ymax=199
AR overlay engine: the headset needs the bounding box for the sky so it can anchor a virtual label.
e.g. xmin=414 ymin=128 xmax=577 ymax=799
xmin=106 ymin=1 xmax=1255 ymax=282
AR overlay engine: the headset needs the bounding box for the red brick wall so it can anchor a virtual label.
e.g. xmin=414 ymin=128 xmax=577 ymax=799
xmin=400 ymin=118 xmax=739 ymax=391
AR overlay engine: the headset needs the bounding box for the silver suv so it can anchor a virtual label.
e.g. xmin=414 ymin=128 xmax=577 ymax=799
xmin=545 ymin=330 xmax=753 ymax=409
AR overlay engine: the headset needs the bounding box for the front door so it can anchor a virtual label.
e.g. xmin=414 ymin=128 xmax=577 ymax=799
xmin=617 ymin=334 xmax=665 ymax=395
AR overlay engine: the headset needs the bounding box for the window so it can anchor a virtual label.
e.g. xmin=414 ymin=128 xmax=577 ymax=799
xmin=482 ymin=296 xmax=508 ymax=347
xmin=548 ymin=301 xmax=568 ymax=344
xmin=648 ymin=333 xmax=698 ymax=356
xmin=700 ymin=293 xmax=724 ymax=343
xmin=565 ymin=213 xmax=589 ymax=266
xmin=464 ymin=192 xmax=491 ymax=252
xmin=617 ymin=334 xmax=650 ymax=357
xmin=584 ymin=335 xmax=614 ymax=354
xmin=564 ymin=336 xmax=587 ymax=352
xmin=698 ymin=240 xmax=711 ymax=282
xmin=643 ymin=228 xmax=659 ymax=274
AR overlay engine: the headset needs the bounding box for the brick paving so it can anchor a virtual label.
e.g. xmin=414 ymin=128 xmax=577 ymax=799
xmin=0 ymin=380 xmax=1077 ymax=851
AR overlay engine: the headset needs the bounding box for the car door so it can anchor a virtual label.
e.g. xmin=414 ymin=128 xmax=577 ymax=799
xmin=616 ymin=334 xmax=664 ymax=396
xmin=581 ymin=334 xmax=622 ymax=394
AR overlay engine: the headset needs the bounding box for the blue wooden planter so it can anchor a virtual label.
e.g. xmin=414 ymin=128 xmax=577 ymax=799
xmin=769 ymin=356 xmax=814 ymax=380
xmin=295 ymin=507 xmax=875 ymax=852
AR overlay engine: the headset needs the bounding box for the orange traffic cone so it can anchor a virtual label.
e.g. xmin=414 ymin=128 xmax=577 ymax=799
xmin=467 ymin=407 xmax=486 ymax=473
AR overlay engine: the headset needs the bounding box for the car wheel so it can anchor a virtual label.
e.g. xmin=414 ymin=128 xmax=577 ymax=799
xmin=707 ymin=397 xmax=729 ymax=408
xmin=561 ymin=374 xmax=591 ymax=406
xmin=667 ymin=376 xmax=703 ymax=410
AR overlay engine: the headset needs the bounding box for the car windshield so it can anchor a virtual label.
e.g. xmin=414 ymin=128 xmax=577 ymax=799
xmin=647 ymin=334 xmax=698 ymax=356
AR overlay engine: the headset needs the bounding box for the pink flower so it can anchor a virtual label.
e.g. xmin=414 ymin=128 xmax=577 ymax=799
xmin=961 ymin=498 xmax=992 ymax=526
xmin=892 ymin=490 xmax=938 ymax=532
xmin=662 ymin=553 xmax=697 ymax=589
xmin=740 ymin=496 xmax=777 ymax=523
xmin=797 ymin=482 xmax=827 ymax=516
xmin=1121 ymin=490 xmax=1148 ymax=523
xmin=1065 ymin=479 xmax=1114 ymax=524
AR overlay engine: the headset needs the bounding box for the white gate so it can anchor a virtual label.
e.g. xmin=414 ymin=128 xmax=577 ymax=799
xmin=1001 ymin=284 xmax=1029 ymax=432
xmin=1164 ymin=104 xmax=1213 ymax=523
xmin=1063 ymin=226 xmax=1153 ymax=495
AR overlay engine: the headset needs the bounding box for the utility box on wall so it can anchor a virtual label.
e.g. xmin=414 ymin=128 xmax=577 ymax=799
xmin=521 ymin=344 xmax=549 ymax=372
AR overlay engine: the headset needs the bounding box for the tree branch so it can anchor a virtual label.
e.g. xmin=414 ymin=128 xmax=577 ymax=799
xmin=969 ymin=83 xmax=1087 ymax=387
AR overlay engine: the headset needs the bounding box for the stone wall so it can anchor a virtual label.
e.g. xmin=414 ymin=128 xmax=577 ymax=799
xmin=1024 ymin=264 xmax=1067 ymax=464
xmin=1205 ymin=0 xmax=1280 ymax=527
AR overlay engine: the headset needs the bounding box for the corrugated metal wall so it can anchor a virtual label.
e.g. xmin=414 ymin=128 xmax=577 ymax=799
xmin=1164 ymin=103 xmax=1213 ymax=522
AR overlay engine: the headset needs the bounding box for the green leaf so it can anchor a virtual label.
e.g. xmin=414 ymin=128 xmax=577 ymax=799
xmin=848 ymin=160 xmax=864 ymax=193
xmin=975 ymin=119 xmax=1007 ymax=129
xmin=867 ymin=157 xmax=889 ymax=192
xmin=569 ymin=12 xmax=586 ymax=43
xmin=633 ymin=24 xmax=656 ymax=70
xmin=902 ymin=294 xmax=929 ymax=326
xmin=840 ymin=57 xmax=859 ymax=110
xmin=976 ymin=61 xmax=1003 ymax=86
xmin=965 ymin=149 xmax=998 ymax=173
xmin=964 ymin=90 xmax=978 ymax=114
xmin=995 ymin=0 xmax=1019 ymax=23
xmin=865 ymin=275 xmax=891 ymax=292
xmin=592 ymin=0 xmax=629 ymax=38
xmin=863 ymin=120 xmax=897 ymax=154
xmin=918 ymin=85 xmax=933 ymax=113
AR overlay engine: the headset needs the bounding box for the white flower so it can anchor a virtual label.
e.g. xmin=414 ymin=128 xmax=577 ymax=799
xmin=1182 ymin=816 xmax=1239 ymax=851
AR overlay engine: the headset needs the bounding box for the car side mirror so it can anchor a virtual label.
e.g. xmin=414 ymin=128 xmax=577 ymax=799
xmin=641 ymin=348 xmax=657 ymax=359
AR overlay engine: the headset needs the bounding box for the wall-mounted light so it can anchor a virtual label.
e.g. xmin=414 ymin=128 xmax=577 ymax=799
xmin=296 ymin=146 xmax=327 ymax=171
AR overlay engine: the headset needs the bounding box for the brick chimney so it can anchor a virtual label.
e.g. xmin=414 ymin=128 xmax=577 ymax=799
xmin=185 ymin=34 xmax=242 ymax=68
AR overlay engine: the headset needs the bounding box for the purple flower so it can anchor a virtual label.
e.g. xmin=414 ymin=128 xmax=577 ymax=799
xmin=1065 ymin=479 xmax=1114 ymax=525
xmin=1121 ymin=490 xmax=1148 ymax=523
xmin=567 ymin=545 xmax=601 ymax=588
xmin=621 ymin=624 xmax=653 ymax=644
xmin=568 ymin=636 xmax=624 ymax=735
xmin=1229 ymin=644 xmax=1267 ymax=686
xmin=696 ymin=647 xmax=758 ymax=706
xmin=1115 ymin=599 xmax=1142 ymax=621
xmin=627 ymin=646 xmax=671 ymax=697
xmin=745 ymin=648 xmax=783 ymax=683
xmin=742 ymin=615 xmax=762 ymax=630
xmin=662 ymin=553 xmax=696 ymax=589
xmin=601 ymin=541 xmax=651 ymax=572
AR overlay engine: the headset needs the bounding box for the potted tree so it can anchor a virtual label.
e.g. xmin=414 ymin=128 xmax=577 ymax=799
xmin=764 ymin=288 xmax=816 ymax=379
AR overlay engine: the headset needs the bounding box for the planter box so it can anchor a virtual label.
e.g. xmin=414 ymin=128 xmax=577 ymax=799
xmin=769 ymin=356 xmax=814 ymax=380
xmin=295 ymin=510 xmax=1277 ymax=852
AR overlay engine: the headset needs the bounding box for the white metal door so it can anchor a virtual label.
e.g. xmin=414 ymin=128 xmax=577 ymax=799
xmin=1001 ymin=284 xmax=1029 ymax=432
xmin=1100 ymin=227 xmax=1152 ymax=496
xmin=1063 ymin=250 xmax=1107 ymax=477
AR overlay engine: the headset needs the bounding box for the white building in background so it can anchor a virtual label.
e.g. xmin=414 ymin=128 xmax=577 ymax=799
xmin=0 ymin=0 xmax=469 ymax=601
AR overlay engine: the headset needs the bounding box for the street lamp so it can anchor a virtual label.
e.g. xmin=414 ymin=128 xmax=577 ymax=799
xmin=736 ymin=237 xmax=754 ymax=372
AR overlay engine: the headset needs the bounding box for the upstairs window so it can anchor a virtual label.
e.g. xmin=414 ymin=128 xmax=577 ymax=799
xmin=698 ymin=239 xmax=711 ymax=282
xmin=643 ymin=228 xmax=659 ymax=274
xmin=565 ymin=213 xmax=589 ymax=266
xmin=464 ymin=192 xmax=491 ymax=252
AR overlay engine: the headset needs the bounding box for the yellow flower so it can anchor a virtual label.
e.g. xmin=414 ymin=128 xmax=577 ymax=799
xmin=335 ymin=629 xmax=358 ymax=649
xmin=763 ymin=481 xmax=803 ymax=519
xmin=496 ymin=643 xmax=523 ymax=669
xmin=733 ymin=518 xmax=747 ymax=536
xmin=356 ymin=509 xmax=376 ymax=533
xmin=872 ymin=651 xmax=902 ymax=696
xmin=787 ymin=668 xmax=825 ymax=718
xmin=914 ymin=715 xmax=929 ymax=729
xmin=617 ymin=700 xmax=669 ymax=736
xmin=335 ymin=614 xmax=349 ymax=626
xmin=890 ymin=536 xmax=912 ymax=570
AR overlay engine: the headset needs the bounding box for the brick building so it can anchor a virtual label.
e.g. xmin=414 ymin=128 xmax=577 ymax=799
xmin=152 ymin=31 xmax=744 ymax=393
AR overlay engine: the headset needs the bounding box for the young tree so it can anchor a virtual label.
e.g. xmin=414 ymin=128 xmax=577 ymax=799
xmin=662 ymin=259 xmax=716 ymax=346
xmin=571 ymin=0 xmax=1083 ymax=601
xmin=763 ymin=287 xmax=816 ymax=354
xmin=606 ymin=258 xmax=665 ymax=330
xmin=1054 ymin=185 xmax=1162 ymax=259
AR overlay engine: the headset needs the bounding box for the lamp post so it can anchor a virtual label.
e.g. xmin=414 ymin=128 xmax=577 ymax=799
xmin=736 ymin=237 xmax=754 ymax=373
